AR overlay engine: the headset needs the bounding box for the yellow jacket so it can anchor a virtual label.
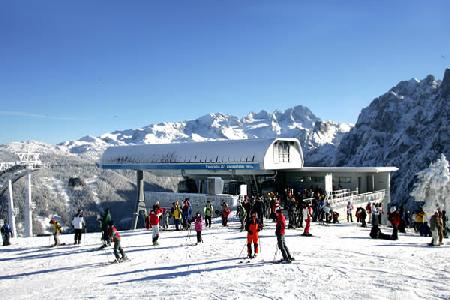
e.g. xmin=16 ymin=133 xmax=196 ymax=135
xmin=415 ymin=212 xmax=426 ymax=223
xmin=172 ymin=206 xmax=182 ymax=219
xmin=52 ymin=222 xmax=62 ymax=234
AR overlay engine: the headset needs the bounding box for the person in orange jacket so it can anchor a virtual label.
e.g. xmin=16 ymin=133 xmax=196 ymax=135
xmin=245 ymin=212 xmax=260 ymax=258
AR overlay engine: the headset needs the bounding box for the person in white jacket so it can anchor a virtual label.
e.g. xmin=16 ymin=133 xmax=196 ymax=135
xmin=72 ymin=209 xmax=86 ymax=245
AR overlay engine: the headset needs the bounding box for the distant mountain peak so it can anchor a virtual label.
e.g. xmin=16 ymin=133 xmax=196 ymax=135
xmin=56 ymin=105 xmax=351 ymax=162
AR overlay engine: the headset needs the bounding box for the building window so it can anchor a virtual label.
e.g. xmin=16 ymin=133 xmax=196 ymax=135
xmin=338 ymin=177 xmax=352 ymax=184
xmin=274 ymin=142 xmax=290 ymax=163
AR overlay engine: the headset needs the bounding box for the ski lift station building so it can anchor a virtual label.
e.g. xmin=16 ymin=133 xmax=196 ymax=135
xmin=99 ymin=138 xmax=398 ymax=227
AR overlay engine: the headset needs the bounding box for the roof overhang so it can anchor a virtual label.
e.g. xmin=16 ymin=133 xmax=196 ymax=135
xmin=285 ymin=166 xmax=399 ymax=173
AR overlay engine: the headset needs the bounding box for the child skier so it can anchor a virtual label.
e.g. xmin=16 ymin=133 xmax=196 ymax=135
xmin=108 ymin=221 xmax=127 ymax=262
xmin=194 ymin=212 xmax=203 ymax=244
xmin=149 ymin=206 xmax=163 ymax=246
xmin=49 ymin=218 xmax=62 ymax=246
xmin=245 ymin=212 xmax=260 ymax=258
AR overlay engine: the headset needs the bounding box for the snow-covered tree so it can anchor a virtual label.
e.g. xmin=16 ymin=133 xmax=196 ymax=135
xmin=410 ymin=154 xmax=450 ymax=219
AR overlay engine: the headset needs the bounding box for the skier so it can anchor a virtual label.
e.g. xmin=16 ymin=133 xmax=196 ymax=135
xmin=388 ymin=206 xmax=401 ymax=240
xmin=322 ymin=202 xmax=331 ymax=225
xmin=429 ymin=210 xmax=440 ymax=246
xmin=182 ymin=198 xmax=192 ymax=230
xmin=172 ymin=201 xmax=182 ymax=231
xmin=194 ymin=212 xmax=203 ymax=244
xmin=149 ymin=206 xmax=162 ymax=246
xmin=100 ymin=208 xmax=111 ymax=247
xmin=442 ymin=210 xmax=448 ymax=238
xmin=437 ymin=209 xmax=444 ymax=245
xmin=204 ymin=200 xmax=213 ymax=228
xmin=245 ymin=212 xmax=260 ymax=258
xmin=108 ymin=221 xmax=127 ymax=262
xmin=221 ymin=202 xmax=231 ymax=227
xmin=162 ymin=208 xmax=170 ymax=230
xmin=275 ymin=208 xmax=294 ymax=263
xmin=252 ymin=197 xmax=265 ymax=227
xmin=72 ymin=209 xmax=85 ymax=245
xmin=366 ymin=202 xmax=372 ymax=224
xmin=346 ymin=201 xmax=354 ymax=222
xmin=287 ymin=193 xmax=297 ymax=228
xmin=238 ymin=199 xmax=247 ymax=231
xmin=359 ymin=207 xmax=367 ymax=228
xmin=1 ymin=222 xmax=12 ymax=246
xmin=49 ymin=218 xmax=62 ymax=246
xmin=302 ymin=202 xmax=313 ymax=236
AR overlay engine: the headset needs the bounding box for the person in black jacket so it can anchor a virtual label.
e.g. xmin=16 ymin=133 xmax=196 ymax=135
xmin=252 ymin=197 xmax=265 ymax=227
xmin=1 ymin=223 xmax=13 ymax=246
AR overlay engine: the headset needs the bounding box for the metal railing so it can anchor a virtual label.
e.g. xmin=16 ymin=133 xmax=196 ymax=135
xmin=328 ymin=189 xmax=386 ymax=209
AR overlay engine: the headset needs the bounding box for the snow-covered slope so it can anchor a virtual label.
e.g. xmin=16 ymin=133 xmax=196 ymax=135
xmin=335 ymin=69 xmax=450 ymax=208
xmin=1 ymin=218 xmax=449 ymax=299
xmin=59 ymin=105 xmax=352 ymax=163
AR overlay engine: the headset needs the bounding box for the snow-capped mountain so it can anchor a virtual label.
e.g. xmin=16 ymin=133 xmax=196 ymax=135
xmin=335 ymin=69 xmax=450 ymax=208
xmin=59 ymin=105 xmax=352 ymax=163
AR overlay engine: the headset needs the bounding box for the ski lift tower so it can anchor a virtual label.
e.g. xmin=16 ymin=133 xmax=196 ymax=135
xmin=17 ymin=152 xmax=42 ymax=237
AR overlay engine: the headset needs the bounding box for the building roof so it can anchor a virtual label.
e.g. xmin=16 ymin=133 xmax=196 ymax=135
xmin=288 ymin=167 xmax=399 ymax=173
xmin=99 ymin=138 xmax=301 ymax=172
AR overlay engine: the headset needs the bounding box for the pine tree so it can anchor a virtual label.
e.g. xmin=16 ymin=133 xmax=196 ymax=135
xmin=410 ymin=154 xmax=450 ymax=218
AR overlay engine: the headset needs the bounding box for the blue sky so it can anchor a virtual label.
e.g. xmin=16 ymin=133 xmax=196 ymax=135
xmin=0 ymin=1 xmax=449 ymax=145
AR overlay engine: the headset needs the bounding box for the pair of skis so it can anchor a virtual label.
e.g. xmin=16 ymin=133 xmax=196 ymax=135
xmin=107 ymin=257 xmax=130 ymax=264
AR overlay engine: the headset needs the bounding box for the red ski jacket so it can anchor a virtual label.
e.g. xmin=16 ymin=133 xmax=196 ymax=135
xmin=276 ymin=213 xmax=286 ymax=236
xmin=149 ymin=209 xmax=162 ymax=226
xmin=389 ymin=212 xmax=401 ymax=227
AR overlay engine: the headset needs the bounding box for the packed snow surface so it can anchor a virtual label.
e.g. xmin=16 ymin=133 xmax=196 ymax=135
xmin=1 ymin=216 xmax=449 ymax=300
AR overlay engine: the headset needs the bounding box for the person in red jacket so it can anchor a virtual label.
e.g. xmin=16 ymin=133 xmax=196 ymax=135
xmin=222 ymin=202 xmax=231 ymax=227
xmin=149 ymin=205 xmax=163 ymax=246
xmin=275 ymin=208 xmax=293 ymax=263
xmin=245 ymin=212 xmax=260 ymax=258
xmin=388 ymin=206 xmax=401 ymax=240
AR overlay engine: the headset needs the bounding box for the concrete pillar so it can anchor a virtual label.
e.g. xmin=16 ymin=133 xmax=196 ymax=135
xmin=8 ymin=180 xmax=17 ymax=238
xmin=24 ymin=173 xmax=33 ymax=237
xmin=133 ymin=170 xmax=146 ymax=230
xmin=381 ymin=172 xmax=391 ymax=225
xmin=324 ymin=173 xmax=333 ymax=197
xmin=371 ymin=174 xmax=375 ymax=192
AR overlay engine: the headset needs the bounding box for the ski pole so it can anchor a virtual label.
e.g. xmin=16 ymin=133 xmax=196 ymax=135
xmin=238 ymin=241 xmax=247 ymax=258
xmin=104 ymin=247 xmax=111 ymax=262
xmin=273 ymin=244 xmax=279 ymax=262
